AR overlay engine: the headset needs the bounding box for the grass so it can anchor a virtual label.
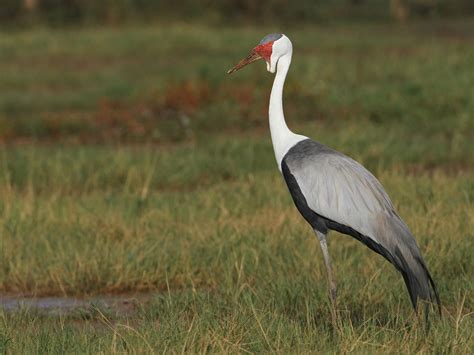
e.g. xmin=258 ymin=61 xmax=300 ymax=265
xmin=0 ymin=21 xmax=473 ymax=352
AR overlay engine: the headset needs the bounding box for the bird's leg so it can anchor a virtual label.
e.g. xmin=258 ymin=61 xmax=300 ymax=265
xmin=315 ymin=230 xmax=337 ymax=305
xmin=315 ymin=230 xmax=339 ymax=328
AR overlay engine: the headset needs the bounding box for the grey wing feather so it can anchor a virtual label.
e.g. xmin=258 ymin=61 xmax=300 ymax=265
xmin=284 ymin=139 xmax=441 ymax=314
xmin=286 ymin=142 xmax=396 ymax=244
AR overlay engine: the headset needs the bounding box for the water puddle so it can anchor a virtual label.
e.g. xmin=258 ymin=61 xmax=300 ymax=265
xmin=0 ymin=294 xmax=152 ymax=317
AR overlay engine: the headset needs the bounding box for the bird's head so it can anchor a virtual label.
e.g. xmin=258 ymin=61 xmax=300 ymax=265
xmin=227 ymin=33 xmax=292 ymax=75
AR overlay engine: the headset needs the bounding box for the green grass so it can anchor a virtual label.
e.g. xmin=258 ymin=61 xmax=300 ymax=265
xmin=0 ymin=21 xmax=473 ymax=352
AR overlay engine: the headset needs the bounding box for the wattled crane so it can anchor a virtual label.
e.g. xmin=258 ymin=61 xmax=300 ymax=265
xmin=228 ymin=33 xmax=441 ymax=317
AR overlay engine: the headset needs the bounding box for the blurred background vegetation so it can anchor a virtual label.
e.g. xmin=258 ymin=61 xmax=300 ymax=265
xmin=1 ymin=0 xmax=474 ymax=27
xmin=0 ymin=0 xmax=473 ymax=145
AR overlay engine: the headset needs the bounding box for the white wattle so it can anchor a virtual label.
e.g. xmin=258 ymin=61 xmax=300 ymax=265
xmin=269 ymin=50 xmax=307 ymax=170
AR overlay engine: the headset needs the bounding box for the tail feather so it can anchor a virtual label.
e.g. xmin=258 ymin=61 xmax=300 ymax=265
xmin=369 ymin=214 xmax=442 ymax=318
xmin=415 ymin=255 xmax=442 ymax=316
xmin=393 ymin=245 xmax=441 ymax=317
xmin=316 ymin=208 xmax=441 ymax=317
xmin=343 ymin=214 xmax=442 ymax=318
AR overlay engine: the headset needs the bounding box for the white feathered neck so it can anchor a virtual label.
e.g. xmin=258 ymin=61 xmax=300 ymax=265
xmin=268 ymin=47 xmax=307 ymax=170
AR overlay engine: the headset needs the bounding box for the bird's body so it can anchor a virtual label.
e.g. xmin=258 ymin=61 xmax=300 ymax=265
xmin=281 ymin=138 xmax=438 ymax=310
xmin=228 ymin=33 xmax=440 ymax=316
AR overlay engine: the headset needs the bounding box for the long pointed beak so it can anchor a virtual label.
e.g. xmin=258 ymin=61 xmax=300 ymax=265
xmin=227 ymin=51 xmax=262 ymax=74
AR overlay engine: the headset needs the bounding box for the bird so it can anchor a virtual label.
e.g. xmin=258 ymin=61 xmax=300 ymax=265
xmin=227 ymin=33 xmax=441 ymax=317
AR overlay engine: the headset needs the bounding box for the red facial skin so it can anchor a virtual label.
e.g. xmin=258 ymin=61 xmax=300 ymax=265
xmin=254 ymin=41 xmax=274 ymax=62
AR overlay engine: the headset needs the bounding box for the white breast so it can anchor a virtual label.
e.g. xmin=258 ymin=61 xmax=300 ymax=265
xmin=273 ymin=133 xmax=308 ymax=171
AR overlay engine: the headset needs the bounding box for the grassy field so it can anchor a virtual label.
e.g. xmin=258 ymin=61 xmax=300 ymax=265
xmin=0 ymin=22 xmax=473 ymax=352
